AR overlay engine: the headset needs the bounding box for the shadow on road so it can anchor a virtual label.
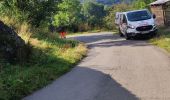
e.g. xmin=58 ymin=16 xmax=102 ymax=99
xmin=88 ymin=40 xmax=150 ymax=48
xmin=70 ymin=33 xmax=150 ymax=48
xmin=70 ymin=33 xmax=120 ymax=43
xmin=78 ymin=67 xmax=139 ymax=100
xmin=24 ymin=67 xmax=139 ymax=100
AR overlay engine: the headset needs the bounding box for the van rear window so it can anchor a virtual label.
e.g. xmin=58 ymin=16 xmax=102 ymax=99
xmin=127 ymin=10 xmax=151 ymax=21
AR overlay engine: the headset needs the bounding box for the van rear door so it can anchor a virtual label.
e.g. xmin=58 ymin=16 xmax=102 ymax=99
xmin=120 ymin=14 xmax=128 ymax=34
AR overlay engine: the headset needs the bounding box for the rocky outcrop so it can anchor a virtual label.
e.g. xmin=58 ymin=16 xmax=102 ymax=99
xmin=0 ymin=20 xmax=29 ymax=63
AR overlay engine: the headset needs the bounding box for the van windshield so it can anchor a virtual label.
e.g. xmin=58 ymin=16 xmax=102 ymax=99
xmin=127 ymin=10 xmax=151 ymax=21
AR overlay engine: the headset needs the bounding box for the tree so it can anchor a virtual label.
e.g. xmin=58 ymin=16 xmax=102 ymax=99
xmin=0 ymin=0 xmax=62 ymax=26
xmin=133 ymin=0 xmax=156 ymax=9
xmin=82 ymin=1 xmax=106 ymax=28
xmin=53 ymin=0 xmax=81 ymax=29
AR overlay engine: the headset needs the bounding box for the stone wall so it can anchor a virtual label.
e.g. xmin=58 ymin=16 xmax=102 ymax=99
xmin=151 ymin=5 xmax=165 ymax=26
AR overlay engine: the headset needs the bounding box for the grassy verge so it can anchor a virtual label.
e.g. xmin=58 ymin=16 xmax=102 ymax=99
xmin=150 ymin=27 xmax=170 ymax=52
xmin=0 ymin=36 xmax=87 ymax=100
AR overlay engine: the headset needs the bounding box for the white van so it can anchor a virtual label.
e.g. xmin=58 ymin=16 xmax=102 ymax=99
xmin=117 ymin=9 xmax=157 ymax=40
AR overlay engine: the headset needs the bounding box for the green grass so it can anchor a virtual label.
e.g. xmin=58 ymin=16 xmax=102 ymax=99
xmin=150 ymin=27 xmax=170 ymax=52
xmin=0 ymin=36 xmax=87 ymax=100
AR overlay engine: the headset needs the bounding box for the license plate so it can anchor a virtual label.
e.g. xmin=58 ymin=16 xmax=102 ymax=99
xmin=141 ymin=31 xmax=149 ymax=34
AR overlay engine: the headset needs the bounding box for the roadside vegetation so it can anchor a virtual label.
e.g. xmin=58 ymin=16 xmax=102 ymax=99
xmin=150 ymin=27 xmax=170 ymax=52
xmin=0 ymin=0 xmax=87 ymax=100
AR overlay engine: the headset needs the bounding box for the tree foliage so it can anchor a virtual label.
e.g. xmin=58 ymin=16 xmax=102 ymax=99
xmin=53 ymin=0 xmax=81 ymax=28
xmin=0 ymin=0 xmax=61 ymax=26
xmin=133 ymin=0 xmax=155 ymax=9
xmin=82 ymin=1 xmax=106 ymax=27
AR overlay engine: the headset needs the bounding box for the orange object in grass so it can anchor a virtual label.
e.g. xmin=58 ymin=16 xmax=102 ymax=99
xmin=60 ymin=31 xmax=67 ymax=39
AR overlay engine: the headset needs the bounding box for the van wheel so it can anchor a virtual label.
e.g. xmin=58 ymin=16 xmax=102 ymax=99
xmin=119 ymin=29 xmax=124 ymax=37
xmin=153 ymin=31 xmax=158 ymax=37
xmin=125 ymin=33 xmax=131 ymax=40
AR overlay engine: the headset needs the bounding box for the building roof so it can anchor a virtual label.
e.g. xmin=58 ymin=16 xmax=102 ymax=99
xmin=150 ymin=0 xmax=170 ymax=5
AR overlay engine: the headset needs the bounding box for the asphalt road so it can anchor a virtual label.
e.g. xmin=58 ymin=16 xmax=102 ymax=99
xmin=24 ymin=32 xmax=170 ymax=100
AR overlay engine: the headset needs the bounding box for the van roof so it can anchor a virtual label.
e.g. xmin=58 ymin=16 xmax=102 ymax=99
xmin=122 ymin=9 xmax=148 ymax=14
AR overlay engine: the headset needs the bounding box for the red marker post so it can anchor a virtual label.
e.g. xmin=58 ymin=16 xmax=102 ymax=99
xmin=58 ymin=26 xmax=67 ymax=39
xmin=60 ymin=31 xmax=67 ymax=39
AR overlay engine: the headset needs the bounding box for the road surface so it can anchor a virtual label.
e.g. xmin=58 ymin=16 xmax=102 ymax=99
xmin=24 ymin=32 xmax=170 ymax=100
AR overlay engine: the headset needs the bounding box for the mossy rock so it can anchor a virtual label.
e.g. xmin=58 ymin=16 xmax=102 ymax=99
xmin=0 ymin=21 xmax=30 ymax=63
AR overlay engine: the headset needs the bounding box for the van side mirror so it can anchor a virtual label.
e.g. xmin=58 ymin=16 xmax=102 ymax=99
xmin=153 ymin=14 xmax=156 ymax=19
